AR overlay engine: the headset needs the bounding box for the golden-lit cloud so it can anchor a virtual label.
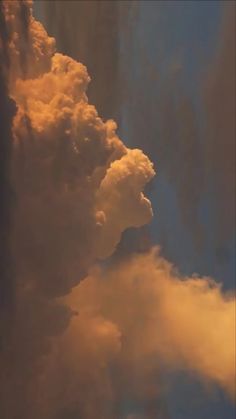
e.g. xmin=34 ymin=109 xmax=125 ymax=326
xmin=0 ymin=1 xmax=234 ymax=418
xmin=29 ymin=248 xmax=235 ymax=418
xmin=67 ymin=248 xmax=235 ymax=396
xmin=5 ymin=0 xmax=154 ymax=297
xmin=0 ymin=2 xmax=155 ymax=416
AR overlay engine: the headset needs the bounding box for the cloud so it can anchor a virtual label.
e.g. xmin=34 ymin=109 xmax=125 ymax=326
xmin=0 ymin=2 xmax=154 ymax=417
xmin=32 ymin=247 xmax=235 ymax=418
xmin=0 ymin=2 xmax=234 ymax=418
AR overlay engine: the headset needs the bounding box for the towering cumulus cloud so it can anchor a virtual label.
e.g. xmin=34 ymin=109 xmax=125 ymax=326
xmin=0 ymin=1 xmax=154 ymax=417
xmin=0 ymin=1 xmax=234 ymax=418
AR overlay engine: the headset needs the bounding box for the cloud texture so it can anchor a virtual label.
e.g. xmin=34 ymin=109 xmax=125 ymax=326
xmin=0 ymin=1 xmax=234 ymax=418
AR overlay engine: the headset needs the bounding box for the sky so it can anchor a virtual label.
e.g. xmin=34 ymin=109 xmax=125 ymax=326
xmin=0 ymin=1 xmax=235 ymax=418
xmin=119 ymin=1 xmax=235 ymax=419
xmin=120 ymin=0 xmax=235 ymax=287
xmin=118 ymin=2 xmax=235 ymax=416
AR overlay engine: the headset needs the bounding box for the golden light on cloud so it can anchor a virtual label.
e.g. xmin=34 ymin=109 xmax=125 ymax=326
xmin=0 ymin=1 xmax=235 ymax=418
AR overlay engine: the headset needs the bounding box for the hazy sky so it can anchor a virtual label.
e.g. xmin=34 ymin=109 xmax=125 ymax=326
xmin=119 ymin=2 xmax=235 ymax=417
xmin=121 ymin=0 xmax=235 ymax=286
